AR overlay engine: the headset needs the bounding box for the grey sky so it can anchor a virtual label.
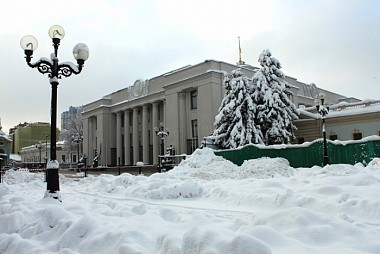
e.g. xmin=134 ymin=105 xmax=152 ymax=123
xmin=1 ymin=0 xmax=380 ymax=134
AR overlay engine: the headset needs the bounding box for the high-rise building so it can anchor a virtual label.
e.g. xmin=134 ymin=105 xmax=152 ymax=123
xmin=61 ymin=106 xmax=83 ymax=131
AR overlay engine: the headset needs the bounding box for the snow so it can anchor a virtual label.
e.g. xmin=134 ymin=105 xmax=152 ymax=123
xmin=1 ymin=147 xmax=380 ymax=254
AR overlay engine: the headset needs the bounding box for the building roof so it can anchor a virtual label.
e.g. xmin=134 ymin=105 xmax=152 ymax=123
xmin=298 ymin=99 xmax=380 ymax=120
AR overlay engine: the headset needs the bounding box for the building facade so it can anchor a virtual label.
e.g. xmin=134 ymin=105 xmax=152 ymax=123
xmin=19 ymin=140 xmax=80 ymax=168
xmin=9 ymin=122 xmax=59 ymax=154
xmin=60 ymin=105 xmax=84 ymax=162
xmin=295 ymin=100 xmax=380 ymax=143
xmin=61 ymin=106 xmax=83 ymax=131
xmin=0 ymin=120 xmax=12 ymax=167
xmin=82 ymin=60 xmax=349 ymax=167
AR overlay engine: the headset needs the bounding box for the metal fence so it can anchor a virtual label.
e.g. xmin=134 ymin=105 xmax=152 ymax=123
xmin=214 ymin=138 xmax=380 ymax=168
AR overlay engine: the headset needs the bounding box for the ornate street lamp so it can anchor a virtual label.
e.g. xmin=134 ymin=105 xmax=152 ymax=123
xmin=154 ymin=123 xmax=169 ymax=172
xmin=154 ymin=123 xmax=169 ymax=157
xmin=315 ymin=92 xmax=329 ymax=166
xmin=20 ymin=25 xmax=89 ymax=200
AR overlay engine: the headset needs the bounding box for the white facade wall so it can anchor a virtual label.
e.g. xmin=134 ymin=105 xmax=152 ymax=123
xmin=327 ymin=121 xmax=379 ymax=141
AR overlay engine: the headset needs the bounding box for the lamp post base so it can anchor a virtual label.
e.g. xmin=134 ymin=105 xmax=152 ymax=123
xmin=323 ymin=155 xmax=329 ymax=166
xmin=45 ymin=160 xmax=61 ymax=201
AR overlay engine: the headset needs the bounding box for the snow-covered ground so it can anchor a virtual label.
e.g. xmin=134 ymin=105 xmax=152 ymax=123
xmin=1 ymin=148 xmax=380 ymax=254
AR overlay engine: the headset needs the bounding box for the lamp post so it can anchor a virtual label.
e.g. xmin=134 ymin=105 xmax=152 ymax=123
xmin=73 ymin=135 xmax=82 ymax=171
xmin=154 ymin=123 xmax=169 ymax=170
xmin=45 ymin=135 xmax=49 ymax=164
xmin=44 ymin=135 xmax=49 ymax=182
xmin=35 ymin=142 xmax=42 ymax=168
xmin=0 ymin=158 xmax=3 ymax=184
xmin=315 ymin=92 xmax=329 ymax=166
xmin=20 ymin=25 xmax=89 ymax=200
xmin=155 ymin=123 xmax=169 ymax=156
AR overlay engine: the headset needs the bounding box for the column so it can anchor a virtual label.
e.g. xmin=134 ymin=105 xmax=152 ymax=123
xmin=178 ymin=92 xmax=187 ymax=154
xmin=116 ymin=112 xmax=122 ymax=165
xmin=88 ymin=117 xmax=95 ymax=165
xmin=142 ymin=105 xmax=149 ymax=164
xmin=152 ymin=102 xmax=159 ymax=164
xmin=124 ymin=110 xmax=131 ymax=165
xmin=163 ymin=100 xmax=167 ymax=150
xmin=83 ymin=117 xmax=90 ymax=164
xmin=132 ymin=107 xmax=139 ymax=164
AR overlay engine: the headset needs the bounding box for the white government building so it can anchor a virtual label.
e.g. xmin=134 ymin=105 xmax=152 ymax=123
xmin=82 ymin=59 xmax=361 ymax=167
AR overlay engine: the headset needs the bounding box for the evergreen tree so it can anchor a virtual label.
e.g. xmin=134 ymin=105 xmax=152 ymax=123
xmin=252 ymin=49 xmax=299 ymax=145
xmin=212 ymin=68 xmax=263 ymax=148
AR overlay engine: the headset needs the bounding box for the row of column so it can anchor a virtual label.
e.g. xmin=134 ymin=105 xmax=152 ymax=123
xmin=115 ymin=101 xmax=164 ymax=165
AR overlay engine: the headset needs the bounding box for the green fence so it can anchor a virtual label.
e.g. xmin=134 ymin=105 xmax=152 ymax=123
xmin=214 ymin=137 xmax=380 ymax=168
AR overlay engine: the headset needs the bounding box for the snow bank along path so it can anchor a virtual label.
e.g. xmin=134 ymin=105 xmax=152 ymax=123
xmin=1 ymin=148 xmax=380 ymax=254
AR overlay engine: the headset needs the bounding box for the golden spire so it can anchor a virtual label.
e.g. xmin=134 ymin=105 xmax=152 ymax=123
xmin=237 ymin=36 xmax=245 ymax=65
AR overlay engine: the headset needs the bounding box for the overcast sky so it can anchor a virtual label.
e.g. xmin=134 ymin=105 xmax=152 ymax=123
xmin=1 ymin=0 xmax=380 ymax=134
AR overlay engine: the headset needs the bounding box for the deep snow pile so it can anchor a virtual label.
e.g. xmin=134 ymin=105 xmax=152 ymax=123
xmin=168 ymin=148 xmax=294 ymax=180
xmin=1 ymin=148 xmax=380 ymax=254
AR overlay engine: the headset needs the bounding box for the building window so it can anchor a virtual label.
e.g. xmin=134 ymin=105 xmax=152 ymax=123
xmin=62 ymin=155 xmax=66 ymax=162
xmin=191 ymin=90 xmax=197 ymax=109
xmin=329 ymin=134 xmax=338 ymax=141
xmin=353 ymin=132 xmax=362 ymax=140
xmin=191 ymin=119 xmax=198 ymax=138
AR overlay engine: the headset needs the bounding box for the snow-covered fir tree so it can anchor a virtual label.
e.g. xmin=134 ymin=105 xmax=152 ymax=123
xmin=252 ymin=49 xmax=299 ymax=145
xmin=212 ymin=68 xmax=263 ymax=148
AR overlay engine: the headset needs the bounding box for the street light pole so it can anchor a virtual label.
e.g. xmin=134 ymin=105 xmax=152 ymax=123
xmin=45 ymin=135 xmax=48 ymax=164
xmin=21 ymin=25 xmax=89 ymax=200
xmin=74 ymin=135 xmax=82 ymax=172
xmin=155 ymin=124 xmax=169 ymax=156
xmin=35 ymin=142 xmax=42 ymax=167
xmin=0 ymin=158 xmax=3 ymax=184
xmin=155 ymin=123 xmax=169 ymax=171
xmin=316 ymin=92 xmax=330 ymax=166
